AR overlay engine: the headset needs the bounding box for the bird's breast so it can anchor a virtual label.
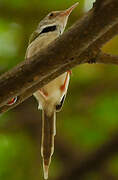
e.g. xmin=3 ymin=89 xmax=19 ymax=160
xmin=41 ymin=71 xmax=70 ymax=104
xmin=26 ymin=31 xmax=59 ymax=58
xmin=26 ymin=30 xmax=70 ymax=108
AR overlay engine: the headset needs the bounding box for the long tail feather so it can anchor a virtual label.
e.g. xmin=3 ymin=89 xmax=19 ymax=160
xmin=41 ymin=110 xmax=56 ymax=179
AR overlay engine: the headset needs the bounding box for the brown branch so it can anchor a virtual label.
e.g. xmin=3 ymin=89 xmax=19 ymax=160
xmin=96 ymin=52 xmax=118 ymax=65
xmin=0 ymin=0 xmax=118 ymax=110
xmin=1 ymin=51 xmax=118 ymax=114
xmin=93 ymin=0 xmax=105 ymax=11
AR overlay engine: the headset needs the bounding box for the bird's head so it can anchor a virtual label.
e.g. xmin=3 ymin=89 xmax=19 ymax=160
xmin=38 ymin=2 xmax=79 ymax=35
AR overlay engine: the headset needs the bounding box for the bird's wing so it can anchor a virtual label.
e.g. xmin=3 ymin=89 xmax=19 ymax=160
xmin=56 ymin=71 xmax=71 ymax=111
xmin=56 ymin=94 xmax=66 ymax=111
xmin=25 ymin=31 xmax=40 ymax=59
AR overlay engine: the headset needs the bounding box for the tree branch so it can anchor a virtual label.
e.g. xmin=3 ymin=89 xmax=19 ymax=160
xmin=0 ymin=0 xmax=118 ymax=110
xmin=96 ymin=52 xmax=118 ymax=65
xmin=1 ymin=51 xmax=118 ymax=114
xmin=93 ymin=0 xmax=104 ymax=11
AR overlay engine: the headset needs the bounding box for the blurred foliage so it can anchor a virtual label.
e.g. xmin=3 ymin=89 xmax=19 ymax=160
xmin=0 ymin=0 xmax=118 ymax=179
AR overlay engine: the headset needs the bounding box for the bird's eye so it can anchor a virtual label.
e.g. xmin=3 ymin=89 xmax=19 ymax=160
xmin=50 ymin=13 xmax=54 ymax=17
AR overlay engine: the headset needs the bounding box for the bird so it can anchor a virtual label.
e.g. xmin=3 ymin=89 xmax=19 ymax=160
xmin=25 ymin=2 xmax=78 ymax=179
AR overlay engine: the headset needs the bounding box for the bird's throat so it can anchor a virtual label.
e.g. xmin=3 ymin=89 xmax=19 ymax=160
xmin=40 ymin=25 xmax=57 ymax=35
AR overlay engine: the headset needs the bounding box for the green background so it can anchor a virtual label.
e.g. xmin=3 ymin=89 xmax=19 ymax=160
xmin=0 ymin=0 xmax=118 ymax=179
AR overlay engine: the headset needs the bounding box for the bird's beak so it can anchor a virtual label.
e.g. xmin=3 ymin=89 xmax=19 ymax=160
xmin=60 ymin=2 xmax=79 ymax=17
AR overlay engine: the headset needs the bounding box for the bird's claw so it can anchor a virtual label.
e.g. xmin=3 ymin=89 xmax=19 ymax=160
xmin=88 ymin=58 xmax=96 ymax=64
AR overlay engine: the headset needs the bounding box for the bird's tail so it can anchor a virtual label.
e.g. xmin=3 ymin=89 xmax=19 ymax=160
xmin=41 ymin=108 xmax=56 ymax=179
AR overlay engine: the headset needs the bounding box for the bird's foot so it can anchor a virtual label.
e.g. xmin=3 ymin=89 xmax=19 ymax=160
xmin=88 ymin=58 xmax=96 ymax=64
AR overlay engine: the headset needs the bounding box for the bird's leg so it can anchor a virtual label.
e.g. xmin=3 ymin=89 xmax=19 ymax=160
xmin=88 ymin=58 xmax=96 ymax=64
xmin=7 ymin=97 xmax=17 ymax=106
xmin=60 ymin=71 xmax=71 ymax=92
xmin=39 ymin=89 xmax=48 ymax=98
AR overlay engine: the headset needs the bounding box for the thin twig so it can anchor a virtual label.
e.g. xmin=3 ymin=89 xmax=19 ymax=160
xmin=97 ymin=52 xmax=118 ymax=64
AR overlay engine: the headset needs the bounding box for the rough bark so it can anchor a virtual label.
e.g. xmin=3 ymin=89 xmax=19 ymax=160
xmin=0 ymin=0 xmax=118 ymax=112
